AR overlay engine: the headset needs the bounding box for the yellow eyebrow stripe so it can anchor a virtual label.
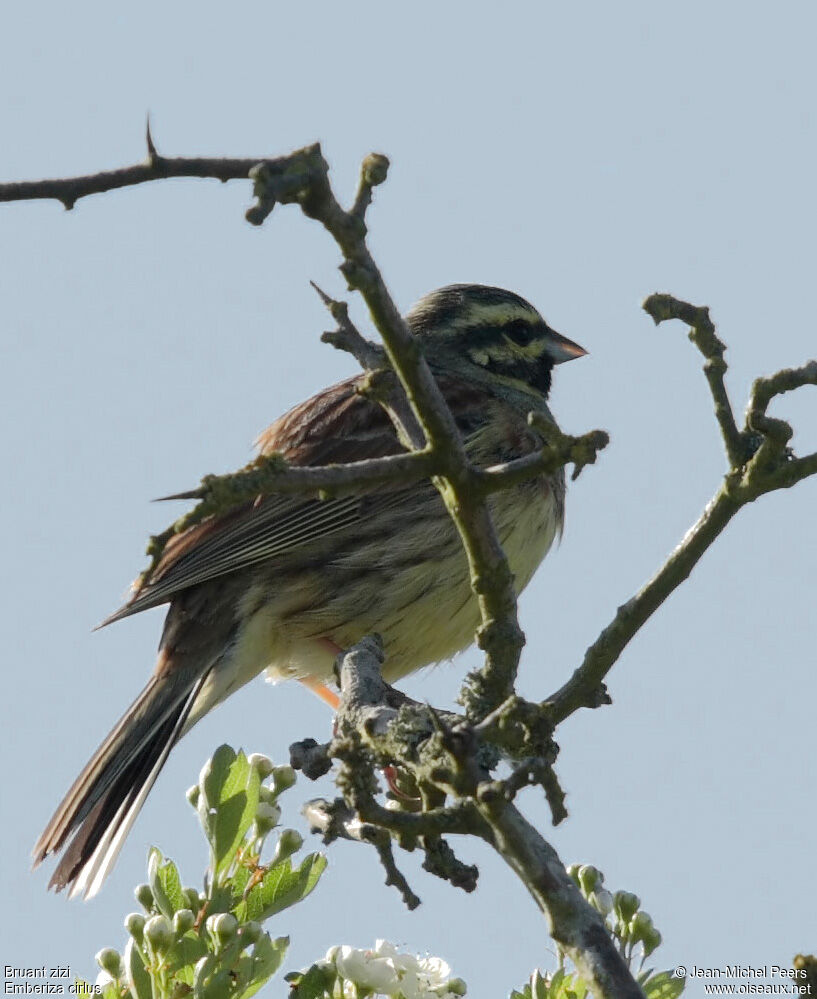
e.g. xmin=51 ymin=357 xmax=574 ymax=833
xmin=448 ymin=301 xmax=540 ymax=332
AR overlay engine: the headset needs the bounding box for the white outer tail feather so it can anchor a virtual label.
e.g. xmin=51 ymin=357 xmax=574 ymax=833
xmin=67 ymin=675 xmax=207 ymax=900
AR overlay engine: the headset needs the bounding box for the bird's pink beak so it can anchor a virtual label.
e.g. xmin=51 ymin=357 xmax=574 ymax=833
xmin=546 ymin=329 xmax=589 ymax=364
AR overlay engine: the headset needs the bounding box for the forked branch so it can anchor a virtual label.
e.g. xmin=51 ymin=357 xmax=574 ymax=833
xmin=6 ymin=136 xmax=816 ymax=999
xmin=547 ymin=295 xmax=816 ymax=724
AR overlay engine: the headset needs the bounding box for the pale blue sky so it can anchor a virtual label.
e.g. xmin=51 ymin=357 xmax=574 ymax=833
xmin=2 ymin=3 xmax=815 ymax=997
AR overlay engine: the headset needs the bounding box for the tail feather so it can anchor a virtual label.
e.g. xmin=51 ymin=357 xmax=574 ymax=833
xmin=33 ymin=671 xmax=208 ymax=899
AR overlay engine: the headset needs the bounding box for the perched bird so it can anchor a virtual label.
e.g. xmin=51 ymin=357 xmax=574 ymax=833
xmin=33 ymin=283 xmax=586 ymax=898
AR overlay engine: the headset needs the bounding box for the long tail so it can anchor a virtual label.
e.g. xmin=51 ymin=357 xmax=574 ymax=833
xmin=32 ymin=669 xmax=209 ymax=900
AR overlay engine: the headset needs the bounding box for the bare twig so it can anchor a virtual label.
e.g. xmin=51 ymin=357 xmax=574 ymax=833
xmin=643 ymin=293 xmax=746 ymax=467
xmin=478 ymin=424 xmax=609 ymax=493
xmin=547 ymin=299 xmax=817 ymax=726
xmin=302 ymin=797 xmax=421 ymax=910
xmin=310 ymin=281 xmax=426 ymax=450
xmin=310 ymin=281 xmax=386 ymax=371
xmin=547 ymin=482 xmax=740 ymax=724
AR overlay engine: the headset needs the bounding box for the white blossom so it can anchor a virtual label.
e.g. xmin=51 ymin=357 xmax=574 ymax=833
xmin=324 ymin=941 xmax=465 ymax=997
xmin=329 ymin=943 xmax=400 ymax=994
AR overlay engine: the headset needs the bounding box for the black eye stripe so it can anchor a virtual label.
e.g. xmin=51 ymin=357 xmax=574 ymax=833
xmin=505 ymin=319 xmax=537 ymax=346
xmin=461 ymin=320 xmax=538 ymax=349
xmin=484 ymin=355 xmax=553 ymax=395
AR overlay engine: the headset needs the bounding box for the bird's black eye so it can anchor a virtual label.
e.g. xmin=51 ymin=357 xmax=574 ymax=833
xmin=505 ymin=318 xmax=536 ymax=346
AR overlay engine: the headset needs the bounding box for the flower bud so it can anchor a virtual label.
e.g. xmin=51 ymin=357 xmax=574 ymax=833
xmin=273 ymin=829 xmax=303 ymax=864
xmin=642 ymin=926 xmax=662 ymax=959
xmin=590 ymin=889 xmax=614 ymax=917
xmin=124 ymin=913 xmax=145 ymax=943
xmin=566 ymin=863 xmax=582 ymax=886
xmin=239 ymin=921 xmax=263 ymax=946
xmin=185 ymin=887 xmax=202 ymax=911
xmin=95 ymin=949 xmax=123 ymax=979
xmin=134 ymin=884 xmax=155 ymax=912
xmin=248 ymin=753 xmax=274 ymax=778
xmin=614 ymin=890 xmax=641 ymax=924
xmin=447 ymin=978 xmax=468 ymax=995
xmin=206 ymin=912 xmax=238 ymax=946
xmin=185 ymin=784 xmax=201 ymax=808
xmin=271 ymin=765 xmax=296 ymax=794
xmin=629 ymin=910 xmax=654 ymax=943
xmin=143 ymin=915 xmax=173 ymax=952
xmin=258 ymin=785 xmax=277 ymax=805
xmin=578 ymin=865 xmax=602 ymax=896
xmin=173 ymin=909 xmax=195 ymax=936
xmin=254 ymin=801 xmax=281 ymax=836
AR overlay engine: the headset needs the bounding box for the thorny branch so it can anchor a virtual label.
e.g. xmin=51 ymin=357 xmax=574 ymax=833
xmin=6 ymin=137 xmax=816 ymax=999
xmin=2 ymin=133 xmax=607 ymax=721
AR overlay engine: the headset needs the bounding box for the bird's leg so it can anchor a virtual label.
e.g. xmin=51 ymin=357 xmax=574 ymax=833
xmin=300 ymin=639 xmax=419 ymax=801
xmin=297 ymin=637 xmax=343 ymax=709
xmin=298 ymin=674 xmax=341 ymax=710
xmin=383 ymin=765 xmax=421 ymax=800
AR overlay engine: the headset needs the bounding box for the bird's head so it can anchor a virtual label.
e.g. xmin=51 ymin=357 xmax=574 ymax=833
xmin=406 ymin=284 xmax=586 ymax=402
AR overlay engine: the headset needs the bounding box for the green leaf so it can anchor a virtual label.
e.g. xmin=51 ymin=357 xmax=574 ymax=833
xmin=124 ymin=939 xmax=152 ymax=999
xmin=568 ymin=979 xmax=588 ymax=999
xmin=642 ymin=970 xmax=685 ymax=999
xmin=198 ymin=747 xmax=261 ymax=877
xmin=285 ymin=963 xmax=336 ymax=999
xmin=230 ymin=954 xmax=255 ymax=998
xmin=229 ymin=862 xmax=253 ymax=903
xmin=197 ymin=746 xmax=237 ymax=848
xmin=234 ymin=854 xmax=326 ymax=922
xmin=207 ymin=884 xmax=235 ymax=917
xmin=166 ymin=932 xmax=208 ymax=986
xmin=148 ymin=848 xmax=187 ymax=917
xmin=532 ymin=968 xmax=551 ymax=999
xmin=237 ymin=935 xmax=289 ymax=999
xmin=192 ymin=955 xmax=232 ymax=999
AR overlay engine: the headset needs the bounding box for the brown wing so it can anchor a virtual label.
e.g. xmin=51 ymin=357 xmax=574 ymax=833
xmin=101 ymin=375 xmax=407 ymax=625
xmin=100 ymin=372 xmax=509 ymax=627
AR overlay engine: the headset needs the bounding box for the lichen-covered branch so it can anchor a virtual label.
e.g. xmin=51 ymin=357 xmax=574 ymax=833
xmin=302 ymin=796 xmax=421 ymax=910
xmin=294 ymin=638 xmax=644 ymax=999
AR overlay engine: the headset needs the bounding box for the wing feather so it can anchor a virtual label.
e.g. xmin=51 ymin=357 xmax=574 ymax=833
xmin=101 ymin=374 xmax=504 ymax=627
xmin=101 ymin=378 xmax=412 ymax=625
